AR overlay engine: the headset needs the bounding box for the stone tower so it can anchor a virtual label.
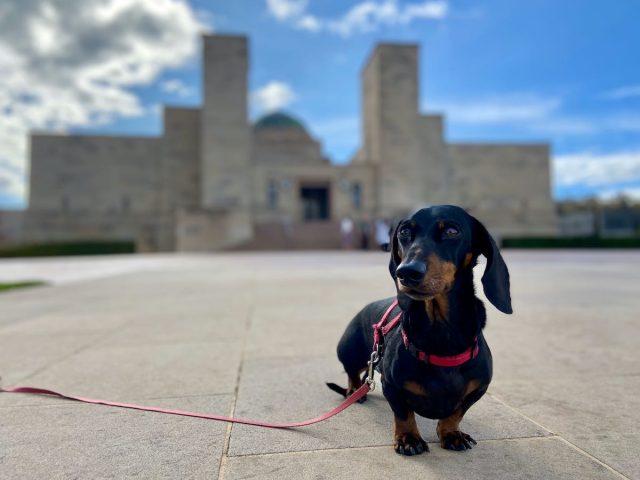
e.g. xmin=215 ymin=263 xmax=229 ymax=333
xmin=361 ymin=43 xmax=449 ymax=216
xmin=200 ymin=35 xmax=251 ymax=209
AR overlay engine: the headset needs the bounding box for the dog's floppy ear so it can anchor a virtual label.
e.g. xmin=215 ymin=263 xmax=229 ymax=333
xmin=472 ymin=217 xmax=512 ymax=314
xmin=387 ymin=221 xmax=402 ymax=280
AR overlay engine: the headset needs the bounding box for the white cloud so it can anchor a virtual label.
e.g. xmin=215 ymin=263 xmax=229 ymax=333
xmin=601 ymin=84 xmax=640 ymax=100
xmin=269 ymin=0 xmax=448 ymax=36
xmin=0 ymin=162 xmax=26 ymax=201
xmin=251 ymin=81 xmax=297 ymax=113
xmin=429 ymin=94 xmax=560 ymax=124
xmin=327 ymin=0 xmax=447 ymax=36
xmin=267 ymin=0 xmax=308 ymax=21
xmin=0 ymin=0 xmax=205 ymax=207
xmin=296 ymin=15 xmax=322 ymax=32
xmin=161 ymin=79 xmax=194 ymax=98
xmin=428 ymin=94 xmax=640 ymax=136
xmin=606 ymin=114 xmax=640 ymax=132
xmin=554 ymin=150 xmax=640 ymax=188
xmin=597 ymin=186 xmax=640 ymax=201
xmin=527 ymin=117 xmax=597 ymax=135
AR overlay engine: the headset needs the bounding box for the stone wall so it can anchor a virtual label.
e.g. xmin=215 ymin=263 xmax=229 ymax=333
xmin=26 ymin=133 xmax=169 ymax=250
xmin=175 ymin=209 xmax=253 ymax=251
xmin=22 ymin=210 xmax=174 ymax=252
xmin=0 ymin=210 xmax=24 ymax=245
xmin=29 ymin=134 xmax=163 ymax=213
xmin=448 ymin=143 xmax=558 ymax=236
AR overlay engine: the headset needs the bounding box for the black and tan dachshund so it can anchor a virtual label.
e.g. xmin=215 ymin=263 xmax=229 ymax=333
xmin=329 ymin=205 xmax=512 ymax=455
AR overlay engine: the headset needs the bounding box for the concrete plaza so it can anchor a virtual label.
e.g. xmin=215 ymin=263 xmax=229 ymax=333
xmin=1 ymin=251 xmax=638 ymax=479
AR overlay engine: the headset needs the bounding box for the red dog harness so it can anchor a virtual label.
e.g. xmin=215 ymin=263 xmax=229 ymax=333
xmin=372 ymin=299 xmax=479 ymax=367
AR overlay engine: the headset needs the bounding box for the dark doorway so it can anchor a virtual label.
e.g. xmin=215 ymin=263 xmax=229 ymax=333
xmin=300 ymin=186 xmax=329 ymax=221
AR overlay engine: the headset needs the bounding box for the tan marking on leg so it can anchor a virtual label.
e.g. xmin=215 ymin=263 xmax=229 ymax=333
xmin=437 ymin=409 xmax=477 ymax=450
xmin=395 ymin=411 xmax=420 ymax=437
xmin=394 ymin=411 xmax=425 ymax=448
xmin=436 ymin=410 xmax=463 ymax=441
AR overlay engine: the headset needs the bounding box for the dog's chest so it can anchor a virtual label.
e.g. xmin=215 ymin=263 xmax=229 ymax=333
xmin=402 ymin=373 xmax=467 ymax=419
xmin=385 ymin=350 xmax=473 ymax=419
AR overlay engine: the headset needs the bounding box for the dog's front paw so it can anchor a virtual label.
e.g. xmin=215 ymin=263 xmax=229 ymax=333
xmin=440 ymin=431 xmax=477 ymax=451
xmin=394 ymin=433 xmax=429 ymax=456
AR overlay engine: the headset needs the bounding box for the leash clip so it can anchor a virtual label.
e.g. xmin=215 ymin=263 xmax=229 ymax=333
xmin=366 ymin=348 xmax=381 ymax=391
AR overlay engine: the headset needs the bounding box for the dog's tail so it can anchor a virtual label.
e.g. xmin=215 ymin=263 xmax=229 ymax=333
xmin=325 ymin=382 xmax=347 ymax=397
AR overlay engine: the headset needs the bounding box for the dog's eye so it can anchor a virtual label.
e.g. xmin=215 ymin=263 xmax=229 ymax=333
xmin=442 ymin=226 xmax=460 ymax=239
xmin=398 ymin=227 xmax=412 ymax=239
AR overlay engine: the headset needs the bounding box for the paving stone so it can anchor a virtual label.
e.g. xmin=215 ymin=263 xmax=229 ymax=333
xmin=223 ymin=437 xmax=621 ymax=480
xmin=0 ymin=341 xmax=242 ymax=407
xmin=486 ymin=303 xmax=640 ymax=381
xmin=491 ymin=375 xmax=640 ymax=480
xmin=0 ymin=331 xmax=103 ymax=388
xmin=0 ymin=394 xmax=232 ymax=480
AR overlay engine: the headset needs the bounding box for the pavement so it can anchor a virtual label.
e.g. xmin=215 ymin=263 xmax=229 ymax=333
xmin=0 ymin=250 xmax=638 ymax=480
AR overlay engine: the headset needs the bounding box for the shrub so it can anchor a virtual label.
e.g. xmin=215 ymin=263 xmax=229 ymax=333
xmin=0 ymin=241 xmax=135 ymax=257
xmin=501 ymin=237 xmax=640 ymax=248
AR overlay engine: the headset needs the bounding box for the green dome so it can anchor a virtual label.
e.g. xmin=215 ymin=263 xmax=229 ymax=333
xmin=254 ymin=112 xmax=307 ymax=131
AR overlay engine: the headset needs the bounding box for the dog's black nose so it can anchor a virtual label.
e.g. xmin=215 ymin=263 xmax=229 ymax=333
xmin=396 ymin=261 xmax=426 ymax=288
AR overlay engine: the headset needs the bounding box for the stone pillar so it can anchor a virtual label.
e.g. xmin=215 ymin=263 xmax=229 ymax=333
xmin=361 ymin=44 xmax=424 ymax=217
xmin=200 ymin=35 xmax=251 ymax=209
xmin=162 ymin=107 xmax=200 ymax=212
xmin=418 ymin=114 xmax=450 ymax=205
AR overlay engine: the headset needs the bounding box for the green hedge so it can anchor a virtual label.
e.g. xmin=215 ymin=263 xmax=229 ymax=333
xmin=0 ymin=241 xmax=135 ymax=258
xmin=502 ymin=237 xmax=640 ymax=248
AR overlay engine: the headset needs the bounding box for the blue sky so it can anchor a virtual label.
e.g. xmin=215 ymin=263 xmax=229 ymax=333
xmin=1 ymin=0 xmax=639 ymax=208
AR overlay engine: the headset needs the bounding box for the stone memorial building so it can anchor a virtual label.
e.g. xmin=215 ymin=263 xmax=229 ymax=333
xmin=19 ymin=34 xmax=557 ymax=251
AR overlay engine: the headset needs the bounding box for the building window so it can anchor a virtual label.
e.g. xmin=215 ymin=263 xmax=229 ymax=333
xmin=267 ymin=179 xmax=279 ymax=210
xmin=351 ymin=182 xmax=362 ymax=210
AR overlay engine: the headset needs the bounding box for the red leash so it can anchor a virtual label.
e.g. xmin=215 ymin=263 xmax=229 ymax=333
xmin=0 ymin=306 xmax=386 ymax=429
xmin=0 ymin=383 xmax=370 ymax=428
xmin=1 ymin=300 xmax=479 ymax=428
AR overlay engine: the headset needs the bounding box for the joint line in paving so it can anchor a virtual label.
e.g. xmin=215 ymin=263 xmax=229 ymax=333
xmin=217 ymin=279 xmax=256 ymax=480
xmin=12 ymin=310 xmax=142 ymax=386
